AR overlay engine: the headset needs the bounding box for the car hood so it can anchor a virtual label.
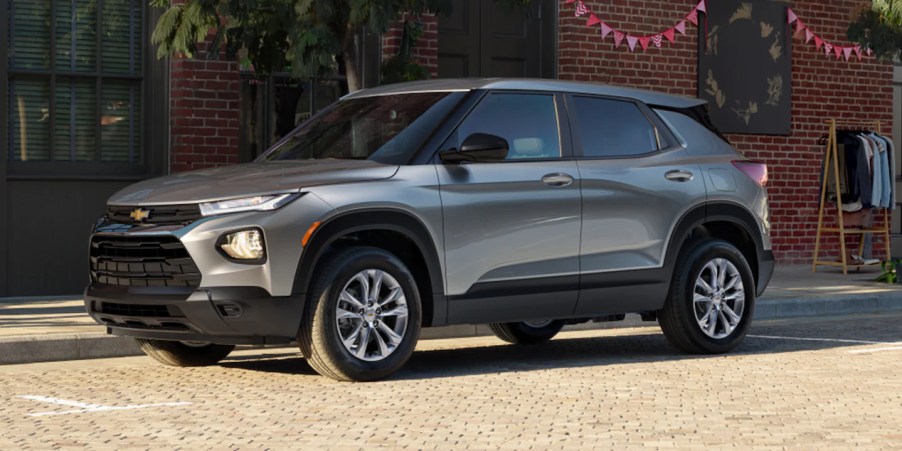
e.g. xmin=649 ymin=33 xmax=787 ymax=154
xmin=108 ymin=160 xmax=399 ymax=205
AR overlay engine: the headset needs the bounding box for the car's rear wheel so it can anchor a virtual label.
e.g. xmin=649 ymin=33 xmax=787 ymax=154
xmin=299 ymin=246 xmax=422 ymax=382
xmin=489 ymin=319 xmax=565 ymax=344
xmin=658 ymin=238 xmax=755 ymax=354
xmin=136 ymin=338 xmax=235 ymax=367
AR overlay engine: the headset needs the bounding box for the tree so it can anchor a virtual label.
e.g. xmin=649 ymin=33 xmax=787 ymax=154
xmin=848 ymin=0 xmax=902 ymax=61
xmin=149 ymin=0 xmax=451 ymax=92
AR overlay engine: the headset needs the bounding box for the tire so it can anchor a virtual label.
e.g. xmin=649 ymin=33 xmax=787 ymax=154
xmin=136 ymin=338 xmax=234 ymax=367
xmin=658 ymin=238 xmax=756 ymax=354
xmin=298 ymin=246 xmax=422 ymax=382
xmin=489 ymin=320 xmax=565 ymax=345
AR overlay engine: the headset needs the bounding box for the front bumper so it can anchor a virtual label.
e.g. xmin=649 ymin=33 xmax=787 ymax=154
xmin=84 ymin=284 xmax=305 ymax=345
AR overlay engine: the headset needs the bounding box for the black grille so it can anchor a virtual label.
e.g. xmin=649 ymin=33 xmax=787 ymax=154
xmin=107 ymin=204 xmax=202 ymax=225
xmin=90 ymin=235 xmax=202 ymax=287
xmin=101 ymin=302 xmax=171 ymax=317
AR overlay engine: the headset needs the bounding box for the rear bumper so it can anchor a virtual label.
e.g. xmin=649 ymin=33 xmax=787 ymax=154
xmin=757 ymin=250 xmax=775 ymax=297
xmin=84 ymin=284 xmax=306 ymax=345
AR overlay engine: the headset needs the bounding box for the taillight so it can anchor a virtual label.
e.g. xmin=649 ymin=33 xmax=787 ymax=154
xmin=732 ymin=161 xmax=768 ymax=187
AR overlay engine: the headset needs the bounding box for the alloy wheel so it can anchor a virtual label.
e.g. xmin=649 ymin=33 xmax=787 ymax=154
xmin=335 ymin=269 xmax=409 ymax=362
xmin=693 ymin=258 xmax=745 ymax=339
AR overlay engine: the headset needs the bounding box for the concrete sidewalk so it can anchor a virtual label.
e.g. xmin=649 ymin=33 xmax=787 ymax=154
xmin=2 ymin=265 xmax=902 ymax=365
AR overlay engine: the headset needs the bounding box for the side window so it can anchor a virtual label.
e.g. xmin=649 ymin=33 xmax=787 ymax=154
xmin=455 ymin=93 xmax=561 ymax=160
xmin=572 ymin=96 xmax=659 ymax=158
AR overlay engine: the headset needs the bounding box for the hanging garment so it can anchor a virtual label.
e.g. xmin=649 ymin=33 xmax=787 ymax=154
xmin=838 ymin=131 xmax=873 ymax=207
xmin=867 ymin=133 xmax=892 ymax=208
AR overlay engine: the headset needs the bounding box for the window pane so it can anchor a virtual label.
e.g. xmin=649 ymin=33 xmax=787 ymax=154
xmin=9 ymin=0 xmax=51 ymax=70
xmin=572 ymin=96 xmax=659 ymax=158
xmin=101 ymin=80 xmax=141 ymax=163
xmin=55 ymin=0 xmax=98 ymax=72
xmin=456 ymin=93 xmax=561 ymax=160
xmin=102 ymin=0 xmax=142 ymax=74
xmin=8 ymin=79 xmax=51 ymax=161
xmin=54 ymin=78 xmax=97 ymax=161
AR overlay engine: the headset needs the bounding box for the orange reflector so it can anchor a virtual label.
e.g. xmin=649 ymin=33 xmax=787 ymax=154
xmin=302 ymin=221 xmax=322 ymax=247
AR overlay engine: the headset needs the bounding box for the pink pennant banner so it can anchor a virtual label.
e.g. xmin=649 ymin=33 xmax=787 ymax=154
xmin=626 ymin=35 xmax=638 ymax=52
xmin=687 ymin=9 xmax=699 ymax=26
xmin=854 ymin=46 xmax=862 ymax=60
xmin=614 ymin=31 xmax=625 ymax=48
xmin=805 ymin=29 xmax=814 ymax=43
xmin=575 ymin=1 xmax=588 ymax=17
xmin=652 ymin=34 xmax=664 ymax=48
xmin=787 ymin=8 xmax=798 ymax=24
xmin=587 ymin=13 xmax=602 ymax=27
xmin=663 ymin=28 xmax=675 ymax=43
xmin=564 ymin=0 xmax=575 ymax=3
xmin=639 ymin=36 xmax=651 ymax=51
xmin=833 ymin=45 xmax=843 ymax=59
xmin=824 ymin=42 xmax=833 ymax=56
xmin=600 ymin=21 xmax=613 ymax=39
xmin=675 ymin=21 xmax=686 ymax=35
xmin=696 ymin=0 xmax=706 ymax=14
xmin=814 ymin=36 xmax=824 ymax=50
xmin=795 ymin=19 xmax=805 ymax=35
xmin=843 ymin=46 xmax=853 ymax=61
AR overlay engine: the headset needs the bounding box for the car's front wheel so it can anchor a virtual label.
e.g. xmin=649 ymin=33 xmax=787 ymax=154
xmin=299 ymin=246 xmax=422 ymax=382
xmin=658 ymin=238 xmax=755 ymax=354
xmin=136 ymin=339 xmax=234 ymax=367
xmin=489 ymin=320 xmax=565 ymax=344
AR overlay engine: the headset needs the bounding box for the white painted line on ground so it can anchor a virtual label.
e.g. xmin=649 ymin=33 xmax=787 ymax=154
xmin=747 ymin=334 xmax=886 ymax=345
xmin=848 ymin=345 xmax=902 ymax=354
xmin=18 ymin=395 xmax=191 ymax=417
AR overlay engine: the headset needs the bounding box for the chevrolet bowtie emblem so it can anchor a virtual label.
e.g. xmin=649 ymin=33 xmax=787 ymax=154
xmin=129 ymin=208 xmax=150 ymax=222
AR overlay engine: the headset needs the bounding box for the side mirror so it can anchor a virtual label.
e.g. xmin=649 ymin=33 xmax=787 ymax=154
xmin=439 ymin=133 xmax=509 ymax=164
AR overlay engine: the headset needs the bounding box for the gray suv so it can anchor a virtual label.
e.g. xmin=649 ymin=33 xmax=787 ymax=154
xmin=85 ymin=79 xmax=774 ymax=381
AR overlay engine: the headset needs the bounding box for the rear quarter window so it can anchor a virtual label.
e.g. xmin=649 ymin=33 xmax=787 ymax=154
xmin=570 ymin=96 xmax=671 ymax=158
xmin=654 ymin=109 xmax=739 ymax=157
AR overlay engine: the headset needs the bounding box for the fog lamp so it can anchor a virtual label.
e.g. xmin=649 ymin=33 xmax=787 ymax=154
xmin=219 ymin=229 xmax=265 ymax=261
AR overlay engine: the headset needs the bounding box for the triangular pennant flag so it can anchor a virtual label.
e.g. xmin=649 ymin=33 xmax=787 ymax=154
xmin=696 ymin=0 xmax=706 ymax=14
xmin=652 ymin=34 xmax=664 ymax=48
xmin=687 ymin=9 xmax=699 ymax=26
xmin=843 ymin=46 xmax=853 ymax=61
xmin=834 ymin=44 xmax=843 ymax=59
xmin=814 ymin=36 xmax=824 ymax=50
xmin=639 ymin=36 xmax=651 ymax=50
xmin=867 ymin=47 xmax=873 ymax=56
xmin=787 ymin=8 xmax=797 ymax=24
xmin=663 ymin=28 xmax=676 ymax=43
xmin=600 ymin=22 xmax=613 ymax=39
xmin=614 ymin=31 xmax=625 ymax=48
xmin=855 ymin=46 xmax=863 ymax=60
xmin=627 ymin=35 xmax=639 ymax=52
xmin=824 ymin=42 xmax=833 ymax=57
xmin=795 ymin=19 xmax=805 ymax=35
xmin=805 ymin=29 xmax=814 ymax=43
xmin=564 ymin=0 xmax=575 ymax=3
xmin=587 ymin=13 xmax=602 ymax=27
xmin=675 ymin=21 xmax=687 ymax=35
xmin=575 ymin=0 xmax=588 ymax=17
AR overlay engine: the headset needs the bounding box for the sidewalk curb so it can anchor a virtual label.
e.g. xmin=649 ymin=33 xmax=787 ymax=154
xmin=2 ymin=295 xmax=900 ymax=366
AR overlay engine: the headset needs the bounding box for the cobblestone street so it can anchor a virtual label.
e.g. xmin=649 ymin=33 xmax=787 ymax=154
xmin=2 ymin=314 xmax=901 ymax=449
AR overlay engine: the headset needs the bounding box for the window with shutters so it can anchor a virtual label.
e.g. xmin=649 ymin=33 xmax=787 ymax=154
xmin=5 ymin=0 xmax=143 ymax=165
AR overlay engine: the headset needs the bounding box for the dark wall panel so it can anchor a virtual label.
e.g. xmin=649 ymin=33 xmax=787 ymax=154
xmin=5 ymin=180 xmax=130 ymax=296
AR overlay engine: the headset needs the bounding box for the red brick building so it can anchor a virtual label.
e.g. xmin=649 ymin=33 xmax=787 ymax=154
xmin=1 ymin=0 xmax=897 ymax=296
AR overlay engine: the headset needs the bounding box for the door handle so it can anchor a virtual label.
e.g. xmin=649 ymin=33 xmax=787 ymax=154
xmin=541 ymin=173 xmax=574 ymax=187
xmin=665 ymin=170 xmax=694 ymax=182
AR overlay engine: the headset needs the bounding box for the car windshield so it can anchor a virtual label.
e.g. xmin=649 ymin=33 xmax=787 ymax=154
xmin=258 ymin=91 xmax=464 ymax=164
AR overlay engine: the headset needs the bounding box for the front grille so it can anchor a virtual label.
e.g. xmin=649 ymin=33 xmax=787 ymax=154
xmin=100 ymin=302 xmax=172 ymax=317
xmin=90 ymin=235 xmax=202 ymax=287
xmin=107 ymin=204 xmax=202 ymax=225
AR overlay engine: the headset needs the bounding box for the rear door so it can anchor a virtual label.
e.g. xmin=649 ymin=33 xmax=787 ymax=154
xmin=437 ymin=91 xmax=582 ymax=324
xmin=566 ymin=94 xmax=708 ymax=315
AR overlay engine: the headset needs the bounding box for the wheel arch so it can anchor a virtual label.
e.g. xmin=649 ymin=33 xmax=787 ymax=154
xmin=666 ymin=202 xmax=765 ymax=289
xmin=292 ymin=209 xmax=446 ymax=327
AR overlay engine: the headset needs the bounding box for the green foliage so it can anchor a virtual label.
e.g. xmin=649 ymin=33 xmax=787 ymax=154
xmin=848 ymin=0 xmax=902 ymax=61
xmin=150 ymin=0 xmax=454 ymax=85
xmin=875 ymin=258 xmax=902 ymax=284
xmin=380 ymin=19 xmax=429 ymax=85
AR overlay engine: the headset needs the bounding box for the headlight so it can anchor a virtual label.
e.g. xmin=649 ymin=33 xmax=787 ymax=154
xmin=199 ymin=193 xmax=300 ymax=217
xmin=218 ymin=229 xmax=266 ymax=262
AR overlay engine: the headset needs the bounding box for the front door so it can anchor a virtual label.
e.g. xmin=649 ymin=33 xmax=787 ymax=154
xmin=437 ymin=0 xmax=556 ymax=78
xmin=437 ymin=91 xmax=581 ymax=324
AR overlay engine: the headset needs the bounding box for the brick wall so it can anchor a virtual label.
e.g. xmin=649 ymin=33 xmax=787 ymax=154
xmin=382 ymin=14 xmax=439 ymax=78
xmin=559 ymin=0 xmax=894 ymax=263
xmin=169 ymin=51 xmax=241 ymax=173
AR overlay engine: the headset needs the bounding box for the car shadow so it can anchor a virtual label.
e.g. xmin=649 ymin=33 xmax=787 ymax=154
xmin=218 ymin=315 xmax=902 ymax=380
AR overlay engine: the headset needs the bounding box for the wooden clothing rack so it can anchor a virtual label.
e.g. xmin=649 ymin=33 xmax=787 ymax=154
xmin=813 ymin=118 xmax=891 ymax=274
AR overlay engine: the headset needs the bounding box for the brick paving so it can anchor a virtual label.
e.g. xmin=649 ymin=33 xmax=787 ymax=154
xmin=1 ymin=314 xmax=901 ymax=449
